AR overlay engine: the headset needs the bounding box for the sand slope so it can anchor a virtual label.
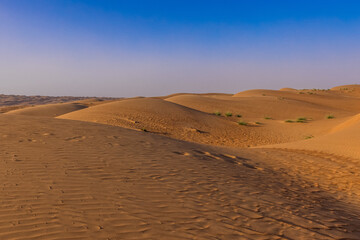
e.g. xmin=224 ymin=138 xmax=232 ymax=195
xmin=5 ymin=102 xmax=88 ymax=117
xmin=166 ymin=91 xmax=360 ymax=120
xmin=330 ymin=84 xmax=360 ymax=97
xmin=4 ymin=99 xmax=114 ymax=117
xmin=1 ymin=114 xmax=359 ymax=239
xmin=164 ymin=93 xmax=359 ymax=146
xmin=233 ymin=88 xmax=360 ymax=114
xmin=58 ymin=97 xmax=272 ymax=147
xmin=60 ymin=97 xmax=343 ymax=148
xmin=270 ymin=113 xmax=360 ymax=160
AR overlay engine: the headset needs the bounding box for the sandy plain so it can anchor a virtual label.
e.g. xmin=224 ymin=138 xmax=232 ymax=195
xmin=0 ymin=85 xmax=360 ymax=239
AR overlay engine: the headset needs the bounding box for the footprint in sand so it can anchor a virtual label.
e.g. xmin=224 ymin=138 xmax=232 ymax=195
xmin=65 ymin=136 xmax=87 ymax=142
xmin=42 ymin=133 xmax=54 ymax=136
xmin=187 ymin=150 xmax=262 ymax=170
xmin=173 ymin=151 xmax=191 ymax=156
xmin=12 ymin=154 xmax=21 ymax=162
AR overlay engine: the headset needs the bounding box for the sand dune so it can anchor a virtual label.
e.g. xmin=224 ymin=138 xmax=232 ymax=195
xmin=0 ymin=114 xmax=359 ymax=239
xmin=58 ymin=97 xmax=264 ymax=147
xmin=166 ymin=91 xmax=360 ymax=120
xmin=5 ymin=102 xmax=88 ymax=117
xmin=1 ymin=85 xmax=360 ymax=239
xmin=271 ymin=113 xmax=360 ymax=159
xmin=330 ymin=84 xmax=360 ymax=97
xmin=0 ymin=105 xmax=30 ymax=113
xmin=279 ymin=87 xmax=297 ymax=91
xmin=330 ymin=113 xmax=360 ymax=133
xmin=164 ymin=92 xmax=359 ymax=148
xmin=4 ymin=99 xmax=114 ymax=117
xmin=58 ymin=97 xmax=340 ymax=148
xmin=331 ymin=84 xmax=360 ymax=90
xmin=233 ymin=88 xmax=360 ymax=113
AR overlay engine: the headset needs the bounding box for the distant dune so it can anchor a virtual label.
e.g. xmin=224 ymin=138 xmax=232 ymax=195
xmin=330 ymin=84 xmax=360 ymax=97
xmin=0 ymin=94 xmax=93 ymax=106
xmin=279 ymin=87 xmax=297 ymax=91
xmin=4 ymin=99 xmax=114 ymax=117
xmin=330 ymin=84 xmax=360 ymax=90
xmin=5 ymin=102 xmax=88 ymax=117
xmin=0 ymin=84 xmax=359 ymax=239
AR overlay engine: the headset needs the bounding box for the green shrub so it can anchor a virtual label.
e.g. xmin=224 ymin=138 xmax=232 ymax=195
xmin=238 ymin=121 xmax=248 ymax=126
xmin=326 ymin=114 xmax=335 ymax=119
xmin=285 ymin=120 xmax=294 ymax=123
xmin=225 ymin=112 xmax=233 ymax=117
xmin=236 ymin=114 xmax=242 ymax=118
xmin=214 ymin=111 xmax=221 ymax=116
xmin=296 ymin=117 xmax=307 ymax=123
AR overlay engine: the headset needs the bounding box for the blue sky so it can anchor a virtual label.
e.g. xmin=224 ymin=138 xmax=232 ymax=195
xmin=0 ymin=1 xmax=359 ymax=97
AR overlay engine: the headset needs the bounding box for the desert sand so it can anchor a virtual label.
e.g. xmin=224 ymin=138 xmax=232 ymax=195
xmin=0 ymin=85 xmax=360 ymax=239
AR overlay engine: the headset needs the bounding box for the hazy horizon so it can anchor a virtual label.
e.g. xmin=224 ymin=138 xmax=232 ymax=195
xmin=1 ymin=1 xmax=359 ymax=97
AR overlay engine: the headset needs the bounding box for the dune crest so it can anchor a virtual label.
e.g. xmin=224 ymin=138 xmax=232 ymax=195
xmin=279 ymin=87 xmax=297 ymax=91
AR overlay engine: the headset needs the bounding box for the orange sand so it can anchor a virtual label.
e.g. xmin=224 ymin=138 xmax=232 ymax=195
xmin=0 ymin=85 xmax=359 ymax=239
